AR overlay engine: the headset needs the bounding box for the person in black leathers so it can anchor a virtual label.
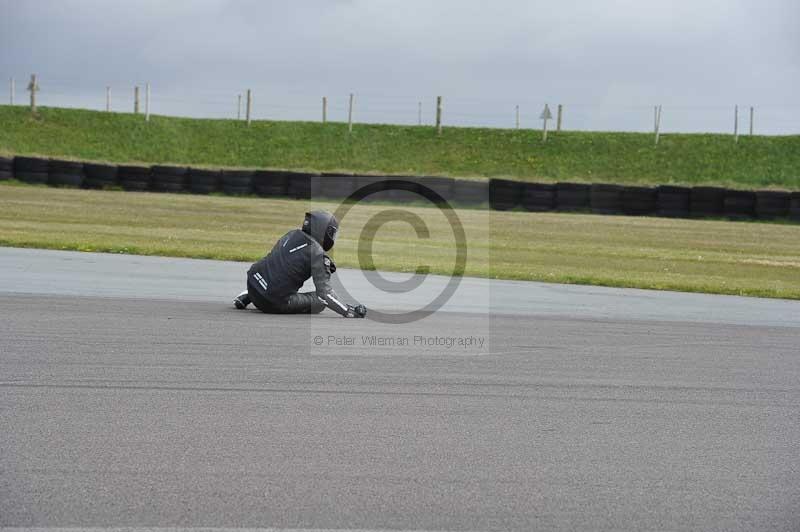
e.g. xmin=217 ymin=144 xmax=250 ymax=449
xmin=233 ymin=210 xmax=367 ymax=318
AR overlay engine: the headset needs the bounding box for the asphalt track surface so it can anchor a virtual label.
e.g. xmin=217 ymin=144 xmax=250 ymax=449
xmin=1 ymin=247 xmax=799 ymax=531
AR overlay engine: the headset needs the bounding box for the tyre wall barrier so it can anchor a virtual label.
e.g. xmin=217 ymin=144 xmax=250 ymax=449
xmin=622 ymin=186 xmax=657 ymax=215
xmin=2 ymin=156 xmax=797 ymax=222
xmin=386 ymin=176 xmax=420 ymax=202
xmin=556 ymin=182 xmax=590 ymax=211
xmin=14 ymin=156 xmax=49 ymax=184
xmin=351 ymin=175 xmax=393 ymax=201
xmin=221 ymin=170 xmax=254 ymax=195
xmin=84 ymin=163 xmax=118 ymax=189
xmin=286 ymin=172 xmax=315 ymax=199
xmin=755 ymin=191 xmax=790 ymax=219
xmin=690 ymin=186 xmax=725 ymax=217
xmin=117 ymin=165 xmax=151 ymax=191
xmin=789 ymin=193 xmax=800 ymax=221
xmin=188 ymin=168 xmax=221 ymax=194
xmin=490 ymin=179 xmax=522 ymax=210
xmin=253 ymin=170 xmax=289 ymax=197
xmin=452 ymin=179 xmax=489 ymax=205
xmin=656 ymin=185 xmax=690 ymax=218
xmin=0 ymin=156 xmax=15 ymax=181
xmin=521 ymin=183 xmax=555 ymax=212
xmin=723 ymin=190 xmax=756 ymax=220
xmin=151 ymin=165 xmax=188 ymax=193
xmin=48 ymin=159 xmax=84 ymax=188
xmin=315 ymin=173 xmax=357 ymax=199
xmin=590 ymin=184 xmax=623 ymax=215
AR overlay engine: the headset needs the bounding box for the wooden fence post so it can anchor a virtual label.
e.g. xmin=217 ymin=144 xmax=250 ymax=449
xmin=9 ymin=78 xmax=14 ymax=105
xmin=749 ymin=106 xmax=754 ymax=136
xmin=145 ymin=83 xmax=150 ymax=121
xmin=246 ymin=89 xmax=252 ymax=125
xmin=237 ymin=94 xmax=241 ymax=120
xmin=515 ymin=105 xmax=519 ymax=129
xmin=348 ymin=93 xmax=354 ymax=133
xmin=134 ymin=86 xmax=140 ymax=114
xmin=322 ymin=96 xmax=327 ymax=123
xmin=436 ymin=96 xmax=442 ymax=135
xmin=556 ymin=104 xmax=563 ymax=132
xmin=106 ymin=86 xmax=110 ymax=112
xmin=654 ymin=105 xmax=662 ymax=145
xmin=27 ymin=74 xmax=38 ymax=113
xmin=734 ymin=105 xmax=739 ymax=143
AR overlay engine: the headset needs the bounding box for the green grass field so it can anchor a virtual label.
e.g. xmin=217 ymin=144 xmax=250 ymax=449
xmin=1 ymin=183 xmax=798 ymax=299
xmin=1 ymin=106 xmax=799 ymax=190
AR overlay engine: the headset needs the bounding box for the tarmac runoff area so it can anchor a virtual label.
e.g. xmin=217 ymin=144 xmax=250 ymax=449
xmin=1 ymin=246 xmax=799 ymax=531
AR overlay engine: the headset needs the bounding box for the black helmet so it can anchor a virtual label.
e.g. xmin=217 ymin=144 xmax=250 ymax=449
xmin=302 ymin=210 xmax=339 ymax=251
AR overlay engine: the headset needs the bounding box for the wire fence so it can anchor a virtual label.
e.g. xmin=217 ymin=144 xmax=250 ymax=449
xmin=3 ymin=73 xmax=800 ymax=136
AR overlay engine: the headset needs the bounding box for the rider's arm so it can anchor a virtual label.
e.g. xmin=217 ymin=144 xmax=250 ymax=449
xmin=310 ymin=248 xmax=361 ymax=317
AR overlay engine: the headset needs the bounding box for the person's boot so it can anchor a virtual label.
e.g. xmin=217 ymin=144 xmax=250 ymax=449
xmin=233 ymin=291 xmax=251 ymax=309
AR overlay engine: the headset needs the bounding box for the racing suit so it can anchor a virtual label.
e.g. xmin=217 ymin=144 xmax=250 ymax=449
xmin=246 ymin=228 xmax=353 ymax=315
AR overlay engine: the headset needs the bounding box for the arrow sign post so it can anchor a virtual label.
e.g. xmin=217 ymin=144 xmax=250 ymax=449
xmin=540 ymin=104 xmax=553 ymax=142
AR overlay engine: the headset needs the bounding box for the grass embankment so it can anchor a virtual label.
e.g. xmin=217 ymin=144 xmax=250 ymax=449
xmin=1 ymin=184 xmax=798 ymax=299
xmin=1 ymin=105 xmax=799 ymax=189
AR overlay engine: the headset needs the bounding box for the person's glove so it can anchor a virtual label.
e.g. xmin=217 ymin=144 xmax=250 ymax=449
xmin=345 ymin=304 xmax=367 ymax=318
xmin=323 ymin=254 xmax=336 ymax=274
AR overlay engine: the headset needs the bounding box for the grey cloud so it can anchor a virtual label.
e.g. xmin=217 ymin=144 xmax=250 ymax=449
xmin=1 ymin=0 xmax=798 ymax=133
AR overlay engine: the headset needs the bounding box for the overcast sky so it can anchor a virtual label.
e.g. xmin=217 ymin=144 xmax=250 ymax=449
xmin=1 ymin=0 xmax=798 ymax=133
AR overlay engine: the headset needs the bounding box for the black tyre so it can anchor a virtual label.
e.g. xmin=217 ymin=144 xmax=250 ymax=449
xmin=521 ymin=183 xmax=555 ymax=212
xmin=690 ymin=186 xmax=725 ymax=217
xmin=49 ymin=159 xmax=83 ymax=173
xmin=118 ymin=165 xmax=151 ymax=190
xmin=0 ymin=170 xmax=12 ymax=181
xmin=384 ymin=176 xmax=422 ymax=202
xmin=253 ymin=170 xmax=288 ymax=197
xmin=555 ymin=182 xmax=590 ymax=211
xmin=154 ymin=182 xmax=186 ymax=193
xmin=317 ymin=173 xmax=357 ymax=199
xmin=351 ymin=175 xmax=392 ymax=201
xmin=221 ymin=170 xmax=254 ymax=189
xmin=14 ymin=156 xmax=48 ymax=173
xmin=188 ymin=168 xmax=221 ymax=191
xmin=755 ymin=191 xmax=790 ymax=219
xmin=622 ymin=186 xmax=657 ymax=215
xmin=789 ymin=193 xmax=800 ymax=221
xmin=489 ymin=179 xmax=522 ymax=210
xmin=417 ymin=176 xmax=454 ymax=204
xmin=286 ymin=172 xmax=314 ymax=199
xmin=0 ymin=156 xmax=13 ymax=172
xmin=222 ymin=184 xmax=252 ymax=196
xmin=151 ymin=165 xmax=188 ymax=177
xmin=590 ymin=184 xmax=623 ymax=214
xmin=723 ymin=190 xmax=756 ymax=219
xmin=452 ymin=179 xmax=489 ymax=205
xmin=48 ymin=173 xmax=84 ymax=187
xmin=151 ymin=165 xmax=188 ymax=191
xmin=48 ymin=159 xmax=84 ymax=187
xmin=84 ymin=163 xmax=118 ymax=180
xmin=120 ymin=180 xmax=149 ymax=191
xmin=151 ymin=178 xmax=188 ymax=191
xmin=16 ymin=171 xmax=48 ymax=184
xmin=657 ymin=185 xmax=691 ymax=218
xmin=83 ymin=163 xmax=118 ymax=189
xmin=189 ymin=183 xmax=217 ymax=195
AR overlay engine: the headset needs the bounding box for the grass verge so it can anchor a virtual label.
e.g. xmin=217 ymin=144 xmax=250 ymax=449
xmin=1 ymin=105 xmax=799 ymax=189
xmin=1 ymin=183 xmax=799 ymax=299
